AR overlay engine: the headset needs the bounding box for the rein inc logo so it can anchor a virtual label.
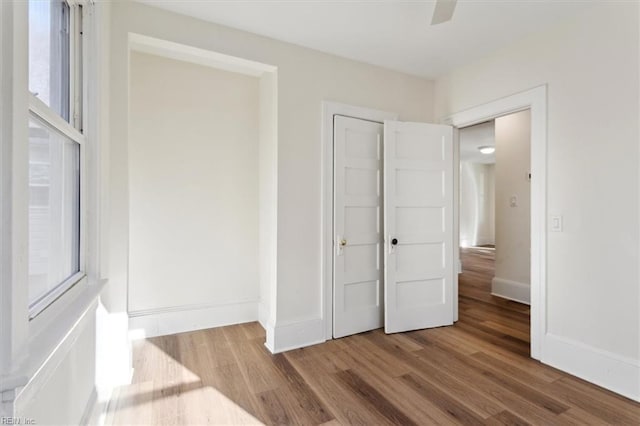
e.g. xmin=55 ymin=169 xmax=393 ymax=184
xmin=0 ymin=418 xmax=35 ymax=425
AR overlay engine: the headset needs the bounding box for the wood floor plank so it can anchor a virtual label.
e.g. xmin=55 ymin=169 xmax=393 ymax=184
xmin=399 ymin=372 xmax=486 ymax=425
xmin=463 ymin=307 xmax=530 ymax=331
xmin=239 ymin=321 xmax=266 ymax=340
xmin=334 ymin=339 xmax=470 ymax=424
xmin=223 ymin=328 xmax=284 ymax=395
xmin=410 ymin=345 xmax=568 ymax=424
xmin=472 ymin=348 xmax=639 ymax=424
xmin=481 ymin=320 xmax=531 ymax=342
xmin=256 ymin=389 xmax=292 ymax=425
xmin=383 ymin=330 xmax=425 ymax=352
xmin=335 ymin=369 xmax=418 ymax=426
xmin=286 ymin=353 xmax=394 ymax=425
xmin=454 ymin=320 xmax=530 ymax=356
xmin=484 ymin=410 xmax=531 ymax=426
xmin=556 ymin=407 xmax=618 ymax=426
xmin=200 ymin=326 xmax=238 ymax=367
xmin=108 ymin=381 xmax=155 ymax=426
xmin=468 ymin=345 xmax=563 ymax=383
xmin=340 ymin=333 xmax=412 ymax=377
xmin=364 ymin=330 xmax=505 ymax=419
xmin=549 ymin=377 xmax=639 ymax=424
xmin=556 ymin=375 xmax=640 ymax=413
xmin=271 ymin=353 xmax=335 ymax=424
xmin=310 ymin=350 xmax=353 ymax=374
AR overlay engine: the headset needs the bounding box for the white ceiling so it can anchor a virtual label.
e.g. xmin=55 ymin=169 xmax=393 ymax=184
xmin=136 ymin=0 xmax=593 ymax=78
xmin=460 ymin=120 xmax=495 ymax=164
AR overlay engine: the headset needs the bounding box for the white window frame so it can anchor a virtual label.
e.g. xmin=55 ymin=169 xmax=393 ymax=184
xmin=1 ymin=0 xmax=106 ymax=402
xmin=27 ymin=0 xmax=87 ymax=319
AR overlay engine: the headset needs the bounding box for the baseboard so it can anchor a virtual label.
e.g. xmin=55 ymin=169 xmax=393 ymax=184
xmin=543 ymin=333 xmax=640 ymax=402
xmin=128 ymin=300 xmax=259 ymax=338
xmin=265 ymin=317 xmax=326 ymax=354
xmin=475 ymin=237 xmax=495 ymax=246
xmin=491 ymin=277 xmax=530 ymax=304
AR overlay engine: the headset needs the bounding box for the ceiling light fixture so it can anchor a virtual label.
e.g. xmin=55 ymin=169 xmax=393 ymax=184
xmin=478 ymin=146 xmax=495 ymax=155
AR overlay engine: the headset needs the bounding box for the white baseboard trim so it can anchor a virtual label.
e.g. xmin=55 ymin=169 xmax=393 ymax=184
xmin=543 ymin=333 xmax=640 ymax=402
xmin=128 ymin=300 xmax=259 ymax=338
xmin=491 ymin=277 xmax=530 ymax=305
xmin=475 ymin=237 xmax=495 ymax=246
xmin=265 ymin=317 xmax=326 ymax=354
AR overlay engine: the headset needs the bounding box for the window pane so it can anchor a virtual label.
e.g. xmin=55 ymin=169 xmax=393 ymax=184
xmin=28 ymin=116 xmax=80 ymax=306
xmin=29 ymin=0 xmax=70 ymax=121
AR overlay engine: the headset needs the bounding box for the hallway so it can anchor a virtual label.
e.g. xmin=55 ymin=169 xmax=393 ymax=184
xmin=458 ymin=246 xmax=530 ymax=357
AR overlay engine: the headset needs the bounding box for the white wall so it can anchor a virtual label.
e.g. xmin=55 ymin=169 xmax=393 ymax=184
xmin=492 ymin=110 xmax=531 ymax=303
xmin=485 ymin=164 xmax=495 ymax=245
xmin=460 ymin=162 xmax=495 ymax=247
xmin=106 ymin=1 xmax=433 ymax=349
xmin=435 ymin=2 xmax=639 ymax=399
xmin=127 ymin=52 xmax=260 ymax=334
xmin=14 ymin=310 xmax=96 ymax=425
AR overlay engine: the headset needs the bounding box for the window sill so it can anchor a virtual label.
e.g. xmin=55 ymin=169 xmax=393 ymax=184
xmin=0 ymin=278 xmax=107 ymax=400
xmin=29 ymin=271 xmax=87 ymax=320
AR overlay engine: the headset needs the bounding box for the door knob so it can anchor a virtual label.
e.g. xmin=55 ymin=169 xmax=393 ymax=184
xmin=391 ymin=238 xmax=398 ymax=246
xmin=340 ymin=239 xmax=347 ymax=247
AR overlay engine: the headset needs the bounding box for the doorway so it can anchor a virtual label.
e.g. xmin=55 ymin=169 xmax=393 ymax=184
xmin=458 ymin=110 xmax=532 ymax=356
xmin=447 ymin=85 xmax=547 ymax=360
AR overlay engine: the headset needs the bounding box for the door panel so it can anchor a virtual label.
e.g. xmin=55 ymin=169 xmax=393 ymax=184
xmin=384 ymin=121 xmax=454 ymax=334
xmin=333 ymin=115 xmax=384 ymax=338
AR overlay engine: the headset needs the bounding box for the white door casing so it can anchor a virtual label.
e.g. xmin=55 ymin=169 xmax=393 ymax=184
xmin=383 ymin=121 xmax=454 ymax=333
xmin=333 ymin=115 xmax=384 ymax=338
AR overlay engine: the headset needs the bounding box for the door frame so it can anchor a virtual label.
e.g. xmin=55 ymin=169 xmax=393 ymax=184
xmin=321 ymin=101 xmax=398 ymax=340
xmin=444 ymin=85 xmax=547 ymax=360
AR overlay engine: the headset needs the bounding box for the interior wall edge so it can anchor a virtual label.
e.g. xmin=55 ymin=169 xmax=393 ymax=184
xmin=266 ymin=316 xmax=325 ymax=354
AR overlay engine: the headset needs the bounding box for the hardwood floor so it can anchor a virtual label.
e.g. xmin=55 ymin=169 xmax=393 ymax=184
xmin=107 ymin=251 xmax=640 ymax=425
xmin=458 ymin=246 xmax=531 ymax=357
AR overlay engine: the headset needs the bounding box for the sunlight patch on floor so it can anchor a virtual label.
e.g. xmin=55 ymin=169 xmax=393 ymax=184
xmin=107 ymin=339 xmax=263 ymax=425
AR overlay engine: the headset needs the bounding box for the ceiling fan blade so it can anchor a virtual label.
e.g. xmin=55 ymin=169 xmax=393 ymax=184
xmin=431 ymin=0 xmax=458 ymax=25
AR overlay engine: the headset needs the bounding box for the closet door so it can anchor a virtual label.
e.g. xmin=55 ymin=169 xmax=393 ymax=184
xmin=333 ymin=115 xmax=384 ymax=338
xmin=383 ymin=121 xmax=454 ymax=333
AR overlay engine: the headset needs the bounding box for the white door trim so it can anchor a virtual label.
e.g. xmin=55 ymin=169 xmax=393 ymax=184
xmin=444 ymin=85 xmax=547 ymax=360
xmin=321 ymin=101 xmax=398 ymax=340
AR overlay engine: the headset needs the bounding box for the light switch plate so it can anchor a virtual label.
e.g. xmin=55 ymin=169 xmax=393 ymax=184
xmin=551 ymin=215 xmax=563 ymax=232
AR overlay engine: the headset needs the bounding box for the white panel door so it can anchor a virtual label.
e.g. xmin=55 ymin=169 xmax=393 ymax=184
xmin=333 ymin=115 xmax=384 ymax=338
xmin=383 ymin=120 xmax=454 ymax=334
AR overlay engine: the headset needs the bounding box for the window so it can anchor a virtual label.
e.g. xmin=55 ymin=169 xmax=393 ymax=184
xmin=28 ymin=0 xmax=70 ymax=120
xmin=28 ymin=0 xmax=85 ymax=317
